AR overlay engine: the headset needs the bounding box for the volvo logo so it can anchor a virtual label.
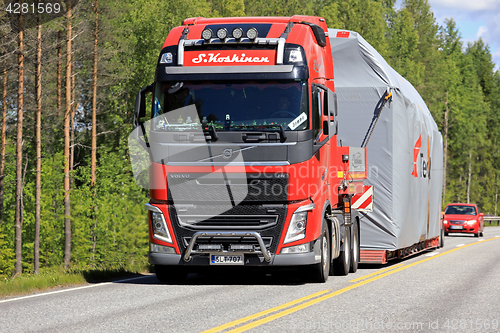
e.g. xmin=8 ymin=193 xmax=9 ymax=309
xmin=222 ymin=148 xmax=233 ymax=159
xmin=170 ymin=174 xmax=190 ymax=178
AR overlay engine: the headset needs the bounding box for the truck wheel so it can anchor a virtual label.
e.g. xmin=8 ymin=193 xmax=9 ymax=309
xmin=350 ymin=221 xmax=359 ymax=273
xmin=440 ymin=226 xmax=445 ymax=248
xmin=333 ymin=226 xmax=351 ymax=276
xmin=155 ymin=265 xmax=187 ymax=284
xmin=311 ymin=223 xmax=330 ymax=283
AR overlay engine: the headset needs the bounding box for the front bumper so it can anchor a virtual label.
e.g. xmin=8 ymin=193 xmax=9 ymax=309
xmin=149 ymin=236 xmax=322 ymax=267
xmin=445 ymin=225 xmax=477 ymax=233
xmin=149 ymin=250 xmax=319 ymax=266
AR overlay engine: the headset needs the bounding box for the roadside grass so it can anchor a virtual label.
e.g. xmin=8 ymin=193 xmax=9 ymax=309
xmin=485 ymin=221 xmax=500 ymax=227
xmin=0 ymin=264 xmax=151 ymax=299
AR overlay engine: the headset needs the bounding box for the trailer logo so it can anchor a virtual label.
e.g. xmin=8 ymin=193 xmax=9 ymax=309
xmin=411 ymin=135 xmax=429 ymax=178
xmin=352 ymin=152 xmax=363 ymax=169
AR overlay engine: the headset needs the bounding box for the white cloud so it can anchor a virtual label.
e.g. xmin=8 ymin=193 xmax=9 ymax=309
xmin=431 ymin=0 xmax=500 ymax=11
xmin=476 ymin=26 xmax=488 ymax=39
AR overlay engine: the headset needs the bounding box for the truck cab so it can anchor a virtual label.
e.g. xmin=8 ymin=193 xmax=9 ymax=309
xmin=131 ymin=16 xmax=366 ymax=283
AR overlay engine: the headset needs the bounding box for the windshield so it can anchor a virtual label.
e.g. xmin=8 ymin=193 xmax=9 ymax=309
xmin=444 ymin=205 xmax=477 ymax=215
xmin=152 ymin=80 xmax=308 ymax=132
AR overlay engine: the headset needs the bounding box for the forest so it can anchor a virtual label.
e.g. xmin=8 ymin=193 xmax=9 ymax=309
xmin=0 ymin=0 xmax=498 ymax=277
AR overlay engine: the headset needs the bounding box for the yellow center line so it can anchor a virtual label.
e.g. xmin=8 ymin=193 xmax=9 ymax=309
xmin=349 ymin=263 xmax=405 ymax=282
xmin=205 ymin=237 xmax=499 ymax=333
xmin=201 ymin=289 xmax=330 ymax=333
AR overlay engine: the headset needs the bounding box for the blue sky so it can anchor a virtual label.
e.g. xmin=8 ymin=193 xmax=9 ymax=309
xmin=399 ymin=0 xmax=500 ymax=71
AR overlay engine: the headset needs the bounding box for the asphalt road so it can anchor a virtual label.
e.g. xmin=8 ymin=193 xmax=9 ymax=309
xmin=2 ymin=227 xmax=500 ymax=333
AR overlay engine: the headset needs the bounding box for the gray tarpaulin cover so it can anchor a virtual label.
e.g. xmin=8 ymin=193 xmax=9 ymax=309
xmin=329 ymin=29 xmax=443 ymax=251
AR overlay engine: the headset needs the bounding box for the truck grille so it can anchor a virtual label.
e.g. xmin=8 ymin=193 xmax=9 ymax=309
xmin=168 ymin=203 xmax=286 ymax=253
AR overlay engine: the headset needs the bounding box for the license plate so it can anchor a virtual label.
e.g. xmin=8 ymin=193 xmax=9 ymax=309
xmin=210 ymin=254 xmax=243 ymax=265
xmin=450 ymin=225 xmax=463 ymax=230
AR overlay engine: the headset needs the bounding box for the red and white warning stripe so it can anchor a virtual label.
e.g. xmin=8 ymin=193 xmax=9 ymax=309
xmin=352 ymin=185 xmax=373 ymax=212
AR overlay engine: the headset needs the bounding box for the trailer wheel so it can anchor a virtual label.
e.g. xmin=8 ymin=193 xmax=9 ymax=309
xmin=310 ymin=223 xmax=330 ymax=283
xmin=333 ymin=226 xmax=351 ymax=276
xmin=350 ymin=221 xmax=359 ymax=273
xmin=155 ymin=265 xmax=187 ymax=284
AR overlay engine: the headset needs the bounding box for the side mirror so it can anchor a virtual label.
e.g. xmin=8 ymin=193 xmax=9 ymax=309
xmin=325 ymin=89 xmax=337 ymax=117
xmin=133 ymin=84 xmax=153 ymax=130
xmin=133 ymin=84 xmax=153 ymax=150
xmin=324 ymin=89 xmax=337 ymax=136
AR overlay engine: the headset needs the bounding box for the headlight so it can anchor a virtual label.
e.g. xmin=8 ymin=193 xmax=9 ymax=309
xmin=202 ymin=28 xmax=213 ymax=41
xmin=443 ymin=219 xmax=448 ymax=224
xmin=146 ymin=203 xmax=173 ymax=244
xmin=284 ymin=203 xmax=314 ymax=244
xmin=466 ymin=219 xmax=477 ymax=225
xmin=232 ymin=27 xmax=243 ymax=39
xmin=216 ymin=28 xmax=228 ymax=40
xmin=246 ymin=27 xmax=258 ymax=40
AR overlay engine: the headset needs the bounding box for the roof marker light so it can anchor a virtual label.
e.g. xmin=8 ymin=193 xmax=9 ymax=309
xmin=201 ymin=28 xmax=212 ymax=41
xmin=232 ymin=27 xmax=243 ymax=40
xmin=160 ymin=52 xmax=173 ymax=64
xmin=246 ymin=27 xmax=258 ymax=40
xmin=216 ymin=28 xmax=228 ymax=40
xmin=288 ymin=49 xmax=303 ymax=62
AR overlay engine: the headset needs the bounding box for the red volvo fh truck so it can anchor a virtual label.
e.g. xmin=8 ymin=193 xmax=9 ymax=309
xmin=131 ymin=16 xmax=370 ymax=283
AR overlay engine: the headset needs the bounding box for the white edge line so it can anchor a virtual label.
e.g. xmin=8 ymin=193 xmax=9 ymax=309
xmin=456 ymin=244 xmax=465 ymax=247
xmin=0 ymin=275 xmax=151 ymax=304
xmin=425 ymin=252 xmax=439 ymax=257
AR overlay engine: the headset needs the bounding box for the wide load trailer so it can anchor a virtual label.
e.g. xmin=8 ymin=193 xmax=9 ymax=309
xmin=329 ymin=30 xmax=444 ymax=263
xmin=130 ymin=16 xmax=372 ymax=283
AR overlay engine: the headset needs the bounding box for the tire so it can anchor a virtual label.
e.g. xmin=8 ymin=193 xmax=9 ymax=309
xmin=440 ymin=226 xmax=445 ymax=248
xmin=474 ymin=232 xmax=479 ymax=238
xmin=310 ymin=223 xmax=330 ymax=283
xmin=333 ymin=226 xmax=351 ymax=276
xmin=349 ymin=221 xmax=359 ymax=273
xmin=155 ymin=265 xmax=187 ymax=284
xmin=444 ymin=231 xmax=449 ymax=236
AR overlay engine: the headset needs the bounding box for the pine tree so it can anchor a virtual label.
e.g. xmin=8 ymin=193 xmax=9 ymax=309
xmin=0 ymin=59 xmax=7 ymax=225
xmin=63 ymin=4 xmax=72 ymax=269
xmin=34 ymin=15 xmax=42 ymax=275
xmin=15 ymin=11 xmax=24 ymax=276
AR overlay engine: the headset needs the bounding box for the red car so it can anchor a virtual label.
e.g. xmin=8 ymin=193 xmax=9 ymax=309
xmin=443 ymin=203 xmax=484 ymax=237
